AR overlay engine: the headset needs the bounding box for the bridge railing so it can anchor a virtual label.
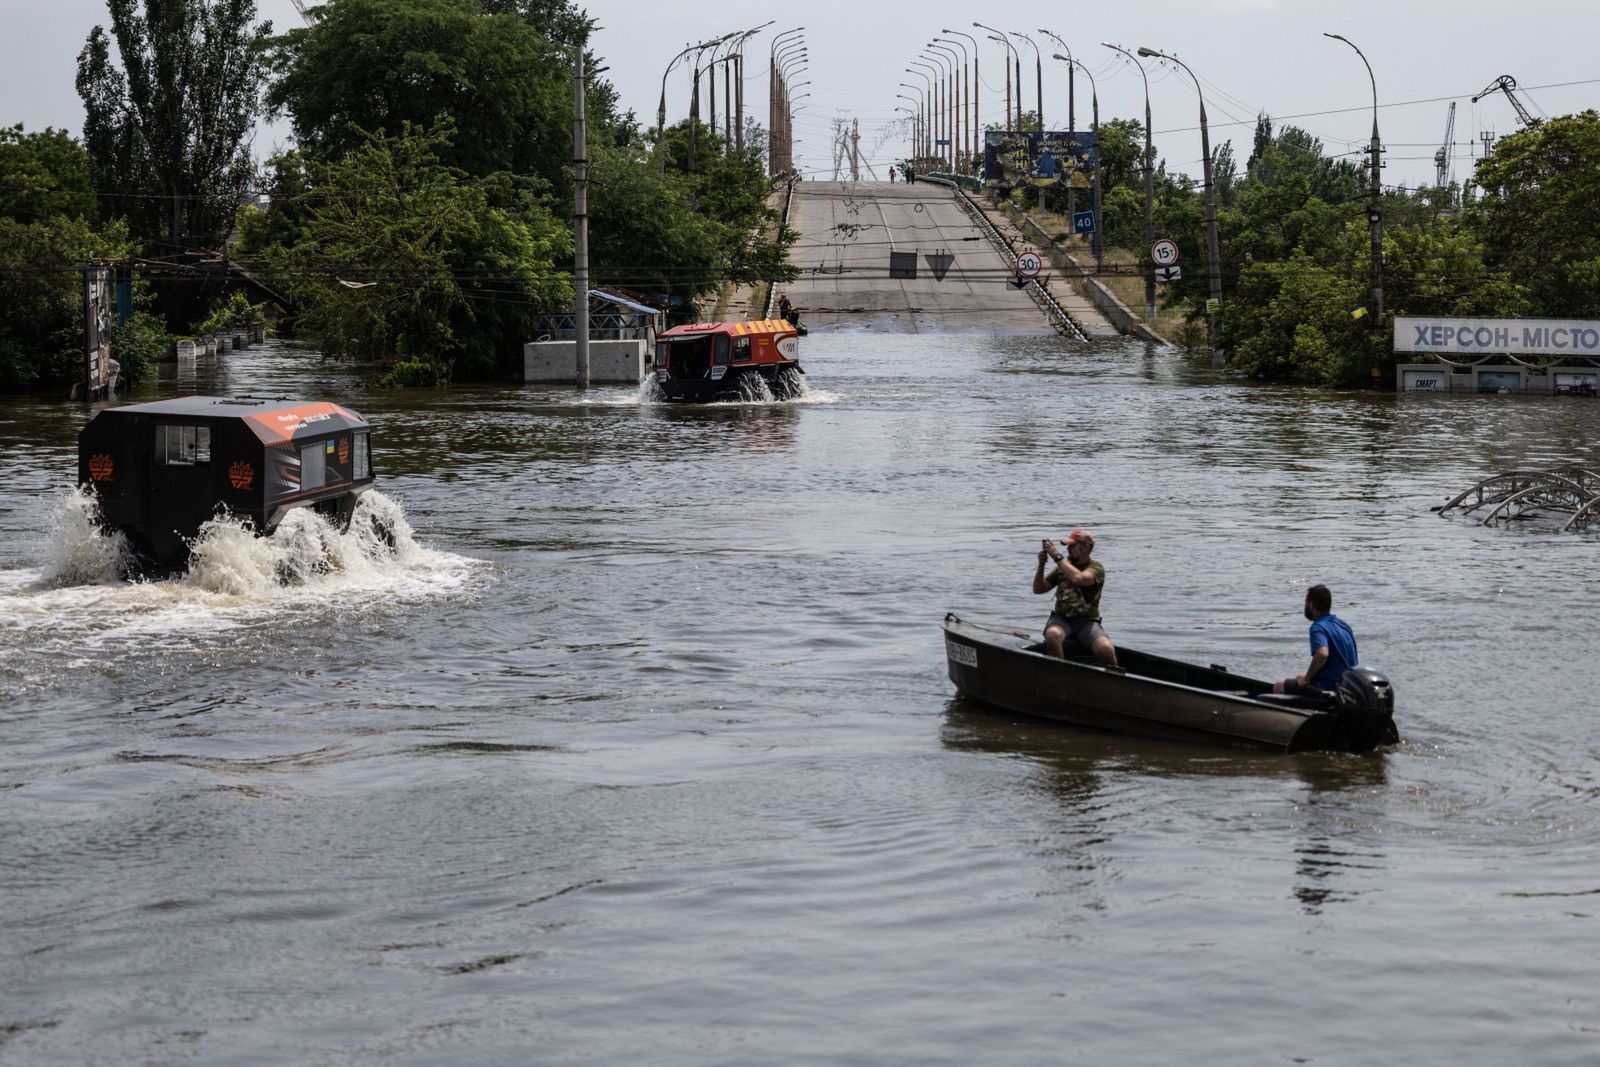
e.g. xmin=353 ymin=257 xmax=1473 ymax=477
xmin=762 ymin=177 xmax=799 ymax=320
xmin=922 ymin=176 xmax=1087 ymax=342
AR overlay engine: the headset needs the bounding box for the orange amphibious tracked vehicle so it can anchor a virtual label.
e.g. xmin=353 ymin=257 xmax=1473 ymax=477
xmin=78 ymin=395 xmax=376 ymax=571
xmin=653 ymin=318 xmax=804 ymax=401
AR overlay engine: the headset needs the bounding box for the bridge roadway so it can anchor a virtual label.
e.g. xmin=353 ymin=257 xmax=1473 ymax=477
xmin=777 ymin=180 xmax=1102 ymax=335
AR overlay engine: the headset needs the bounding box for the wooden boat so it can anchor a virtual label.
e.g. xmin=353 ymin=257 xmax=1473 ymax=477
xmin=653 ymin=318 xmax=804 ymax=401
xmin=942 ymin=613 xmax=1398 ymax=754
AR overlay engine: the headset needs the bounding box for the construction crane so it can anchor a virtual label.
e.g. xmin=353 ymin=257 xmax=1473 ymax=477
xmin=1472 ymin=75 xmax=1534 ymax=127
xmin=290 ymin=0 xmax=317 ymax=25
xmin=1434 ymin=101 xmax=1456 ymax=188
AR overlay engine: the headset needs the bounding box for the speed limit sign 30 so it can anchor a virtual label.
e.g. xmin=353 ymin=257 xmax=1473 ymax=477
xmin=1150 ymin=239 xmax=1180 ymax=267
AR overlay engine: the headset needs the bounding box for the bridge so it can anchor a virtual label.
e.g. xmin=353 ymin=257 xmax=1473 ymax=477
xmin=776 ymin=180 xmax=1118 ymax=337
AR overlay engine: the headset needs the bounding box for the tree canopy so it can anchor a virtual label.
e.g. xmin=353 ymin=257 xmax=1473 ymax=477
xmin=76 ymin=0 xmax=272 ymax=250
xmin=1470 ymin=110 xmax=1600 ymax=318
xmin=0 ymin=126 xmax=98 ymax=226
xmin=250 ymin=122 xmax=569 ymax=385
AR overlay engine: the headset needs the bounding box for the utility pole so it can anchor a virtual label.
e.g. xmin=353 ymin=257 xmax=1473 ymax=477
xmin=735 ymin=51 xmax=745 ymax=154
xmin=1327 ymin=34 xmax=1384 ymax=342
xmin=688 ymin=53 xmax=700 ymax=173
xmin=573 ymin=46 xmax=589 ymax=389
xmin=852 ymin=119 xmax=861 ymax=181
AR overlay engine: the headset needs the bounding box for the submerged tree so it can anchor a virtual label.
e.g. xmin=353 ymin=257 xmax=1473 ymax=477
xmin=76 ymin=0 xmax=271 ymax=251
xmin=258 ymin=122 xmax=571 ymax=385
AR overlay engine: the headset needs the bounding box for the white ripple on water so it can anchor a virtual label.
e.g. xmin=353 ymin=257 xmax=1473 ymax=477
xmin=578 ymin=375 xmax=844 ymax=408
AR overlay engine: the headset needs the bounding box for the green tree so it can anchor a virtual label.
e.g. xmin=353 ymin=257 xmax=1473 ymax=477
xmin=267 ymin=0 xmax=615 ymax=185
xmin=646 ymin=122 xmax=797 ymax=310
xmin=1470 ymin=110 xmax=1600 ymax=317
xmin=585 ymin=141 xmax=721 ymax=309
xmin=265 ymin=122 xmax=570 ymax=384
xmin=0 ymin=216 xmax=139 ymax=390
xmin=1093 ymin=117 xmax=1144 ymax=196
xmin=76 ymin=0 xmax=272 ymax=250
xmin=0 ymin=126 xmax=98 ymax=225
xmin=1223 ymin=239 xmax=1371 ymax=383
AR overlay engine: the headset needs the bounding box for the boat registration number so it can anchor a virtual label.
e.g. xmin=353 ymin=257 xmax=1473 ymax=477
xmin=945 ymin=640 xmax=978 ymax=668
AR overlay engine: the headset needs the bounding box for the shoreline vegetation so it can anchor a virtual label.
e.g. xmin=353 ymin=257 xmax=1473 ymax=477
xmin=3 ymin=2 xmax=1599 ymax=393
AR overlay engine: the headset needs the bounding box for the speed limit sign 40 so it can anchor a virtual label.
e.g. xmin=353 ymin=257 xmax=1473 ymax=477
xmin=1015 ymin=250 xmax=1043 ymax=278
xmin=1150 ymin=239 xmax=1180 ymax=267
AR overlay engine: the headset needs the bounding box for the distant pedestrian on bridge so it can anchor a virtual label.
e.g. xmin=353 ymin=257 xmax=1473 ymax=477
xmin=889 ymin=166 xmax=896 ymax=183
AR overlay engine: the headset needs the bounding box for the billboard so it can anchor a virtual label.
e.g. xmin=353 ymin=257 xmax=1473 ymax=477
xmin=83 ymin=261 xmax=114 ymax=400
xmin=984 ymin=130 xmax=1096 ymax=188
xmin=1395 ymin=316 xmax=1600 ymax=358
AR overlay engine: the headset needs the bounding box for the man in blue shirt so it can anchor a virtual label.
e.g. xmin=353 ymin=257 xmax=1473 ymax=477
xmin=1274 ymin=584 xmax=1359 ymax=695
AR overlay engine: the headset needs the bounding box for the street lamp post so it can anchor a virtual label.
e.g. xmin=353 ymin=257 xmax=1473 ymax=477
xmin=788 ymin=94 xmax=809 ymax=174
xmin=1139 ymin=46 xmax=1223 ymax=350
xmin=776 ymin=45 xmax=807 ymax=176
xmin=936 ymin=36 xmax=971 ymax=173
xmin=910 ymin=59 xmax=941 ymax=161
xmin=899 ymin=86 xmax=926 ymax=158
xmin=929 ymin=44 xmax=960 ymax=170
xmin=729 ymin=23 xmax=773 ymax=157
xmin=906 ymin=65 xmax=935 ymax=159
xmin=1104 ymin=43 xmax=1157 ymax=322
xmin=943 ymin=29 xmax=979 ymax=174
xmin=1052 ymin=53 xmax=1102 ymax=273
xmin=781 ymin=71 xmax=809 ymax=175
xmin=1012 ymin=32 xmax=1042 ymax=130
xmin=1326 ymin=32 xmax=1383 ymax=338
xmin=688 ymin=37 xmax=725 ymax=173
xmin=916 ymin=55 xmax=945 ymax=168
xmin=1041 ymin=30 xmax=1076 ymax=221
xmin=768 ymin=28 xmax=804 ymax=176
xmin=895 ymin=103 xmax=917 ymax=160
xmin=975 ymin=22 xmax=1018 ymax=130
xmin=659 ymin=38 xmax=719 ymax=174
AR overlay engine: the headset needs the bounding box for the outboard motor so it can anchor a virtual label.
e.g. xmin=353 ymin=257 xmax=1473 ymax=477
xmin=1333 ymin=666 xmax=1397 ymax=750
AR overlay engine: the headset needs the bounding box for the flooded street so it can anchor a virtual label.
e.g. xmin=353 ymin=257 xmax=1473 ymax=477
xmin=3 ymin=334 xmax=1600 ymax=1064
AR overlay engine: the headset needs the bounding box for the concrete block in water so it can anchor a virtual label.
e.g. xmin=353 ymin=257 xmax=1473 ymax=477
xmin=524 ymin=339 xmax=647 ymax=384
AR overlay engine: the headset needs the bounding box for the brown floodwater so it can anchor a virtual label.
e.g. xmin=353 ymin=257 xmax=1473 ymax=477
xmin=2 ymin=335 xmax=1598 ymax=1064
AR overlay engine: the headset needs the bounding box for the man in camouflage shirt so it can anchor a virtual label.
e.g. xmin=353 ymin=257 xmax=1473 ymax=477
xmin=1032 ymin=528 xmax=1118 ymax=667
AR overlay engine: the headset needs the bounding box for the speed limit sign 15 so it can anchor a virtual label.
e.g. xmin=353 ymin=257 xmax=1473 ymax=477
xmin=1150 ymin=239 xmax=1179 ymax=267
xmin=1015 ymin=250 xmax=1043 ymax=278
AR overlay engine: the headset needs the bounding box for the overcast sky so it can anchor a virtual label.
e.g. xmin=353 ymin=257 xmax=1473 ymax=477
xmin=7 ymin=0 xmax=1598 ymax=190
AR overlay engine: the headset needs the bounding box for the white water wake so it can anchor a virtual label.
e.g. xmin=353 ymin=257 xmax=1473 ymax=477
xmin=0 ymin=489 xmax=484 ymax=695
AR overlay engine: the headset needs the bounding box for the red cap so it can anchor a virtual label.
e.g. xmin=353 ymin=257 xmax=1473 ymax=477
xmin=1065 ymin=529 xmax=1094 ymax=546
